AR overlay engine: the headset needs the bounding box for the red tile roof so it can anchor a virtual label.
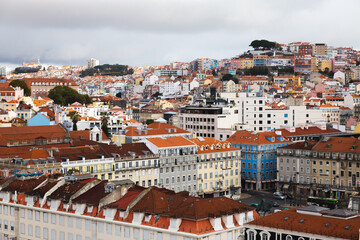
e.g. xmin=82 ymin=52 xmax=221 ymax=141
xmin=247 ymin=208 xmax=360 ymax=239
xmin=276 ymin=126 xmax=340 ymax=137
xmin=146 ymin=136 xmax=196 ymax=148
xmin=227 ymin=130 xmax=291 ymax=145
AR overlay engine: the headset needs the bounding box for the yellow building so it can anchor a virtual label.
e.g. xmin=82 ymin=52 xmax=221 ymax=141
xmin=4 ymin=100 xmax=18 ymax=112
xmin=311 ymin=57 xmax=318 ymax=71
xmin=240 ymin=58 xmax=254 ymax=69
xmin=190 ymin=137 xmax=241 ymax=198
xmin=318 ymin=59 xmax=333 ymax=72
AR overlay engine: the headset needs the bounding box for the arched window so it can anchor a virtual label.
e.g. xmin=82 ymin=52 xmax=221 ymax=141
xmin=96 ymin=133 xmax=100 ymax=142
xmin=246 ymin=229 xmax=257 ymax=240
xmin=286 ymin=235 xmax=293 ymax=240
xmin=260 ymin=231 xmax=270 ymax=240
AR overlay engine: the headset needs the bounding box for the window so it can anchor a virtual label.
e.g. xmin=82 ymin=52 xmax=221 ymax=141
xmin=44 ymin=228 xmax=49 ymax=239
xmin=68 ymin=233 xmax=73 ymax=240
xmin=59 ymin=215 xmax=64 ymax=226
xmin=68 ymin=217 xmax=73 ymax=227
xmin=247 ymin=230 xmax=255 ymax=240
xmin=98 ymin=222 xmax=104 ymax=232
xmin=28 ymin=224 xmax=33 ymax=236
xmin=36 ymin=226 xmax=41 ymax=237
xmin=20 ymin=223 xmax=25 ymax=234
xmin=51 ymin=214 xmax=56 ymax=224
xmin=28 ymin=209 xmax=33 ymax=219
xmin=106 ymin=223 xmax=112 ymax=234
xmin=60 ymin=232 xmax=65 ymax=240
xmin=76 ymin=235 xmax=82 ymax=240
xmin=134 ymin=228 xmax=140 ymax=239
xmin=124 ymin=227 xmax=130 ymax=238
xmin=286 ymin=236 xmax=293 ymax=240
xmin=20 ymin=209 xmax=25 ymax=218
xmin=85 ymin=220 xmax=91 ymax=230
xmin=115 ymin=225 xmax=121 ymax=236
xmin=44 ymin=213 xmax=48 ymax=223
xmin=51 ymin=229 xmax=56 ymax=240
xmin=157 ymin=232 xmax=163 ymax=240
xmin=76 ymin=219 xmax=82 ymax=229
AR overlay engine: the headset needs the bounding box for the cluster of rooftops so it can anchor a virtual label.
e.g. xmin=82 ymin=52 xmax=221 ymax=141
xmin=0 ymin=174 xmax=256 ymax=235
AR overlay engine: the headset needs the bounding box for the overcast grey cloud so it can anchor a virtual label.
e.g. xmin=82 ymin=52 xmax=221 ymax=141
xmin=1 ymin=0 xmax=360 ymax=67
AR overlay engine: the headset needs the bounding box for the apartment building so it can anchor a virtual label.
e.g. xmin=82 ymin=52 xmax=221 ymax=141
xmin=153 ymin=69 xmax=188 ymax=77
xmin=190 ymin=137 xmax=241 ymax=198
xmin=315 ymin=104 xmax=340 ymax=124
xmin=220 ymin=92 xmax=325 ymax=132
xmin=298 ymin=43 xmax=313 ymax=55
xmin=228 ymin=130 xmax=291 ymax=190
xmin=178 ymin=105 xmax=236 ymax=141
xmin=24 ymin=78 xmax=80 ymax=99
xmin=277 ymin=136 xmax=360 ymax=200
xmin=313 ymin=43 xmax=327 ymax=56
xmin=0 ymin=85 xmax=24 ymax=102
xmin=179 ymin=94 xmax=326 ymax=140
xmin=0 ymin=175 xmax=256 ymax=240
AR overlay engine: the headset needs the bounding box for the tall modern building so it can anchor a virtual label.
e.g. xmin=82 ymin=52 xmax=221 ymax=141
xmin=0 ymin=66 xmax=11 ymax=76
xmin=86 ymin=58 xmax=100 ymax=69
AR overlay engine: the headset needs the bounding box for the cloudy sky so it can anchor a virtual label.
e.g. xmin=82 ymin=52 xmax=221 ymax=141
xmin=1 ymin=0 xmax=359 ymax=67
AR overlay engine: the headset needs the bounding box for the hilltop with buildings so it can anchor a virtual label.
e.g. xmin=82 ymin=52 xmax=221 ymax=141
xmin=0 ymin=40 xmax=360 ymax=239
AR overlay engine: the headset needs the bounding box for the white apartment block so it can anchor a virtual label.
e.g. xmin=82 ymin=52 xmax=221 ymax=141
xmin=179 ymin=93 xmax=325 ymax=141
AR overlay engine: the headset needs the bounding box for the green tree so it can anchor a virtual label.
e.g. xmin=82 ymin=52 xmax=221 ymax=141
xmin=249 ymin=39 xmax=280 ymax=50
xmin=80 ymin=64 xmax=134 ymax=77
xmin=222 ymin=74 xmax=233 ymax=81
xmin=115 ymin=92 xmax=122 ymax=98
xmin=48 ymin=86 xmax=92 ymax=106
xmin=151 ymin=92 xmax=162 ymax=99
xmin=9 ymin=79 xmax=31 ymax=96
xmin=212 ymin=69 xmax=218 ymax=76
xmin=14 ymin=66 xmax=41 ymax=74
xmin=243 ymin=67 xmax=269 ymax=76
xmin=69 ymin=111 xmax=80 ymax=131
xmin=146 ymin=119 xmax=154 ymax=125
xmin=100 ymin=112 xmax=110 ymax=137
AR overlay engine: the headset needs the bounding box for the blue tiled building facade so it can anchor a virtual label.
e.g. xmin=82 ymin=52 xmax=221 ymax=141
xmin=228 ymin=131 xmax=291 ymax=190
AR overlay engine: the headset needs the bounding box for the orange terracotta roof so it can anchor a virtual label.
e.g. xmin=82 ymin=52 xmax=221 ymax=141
xmin=227 ymin=130 xmax=291 ymax=145
xmin=147 ymin=136 xmax=196 ymax=148
xmin=248 ymin=208 xmax=360 ymax=239
xmin=123 ymin=122 xmax=190 ymax=137
xmin=190 ymin=137 xmax=239 ymax=153
xmin=277 ymin=126 xmax=340 ymax=137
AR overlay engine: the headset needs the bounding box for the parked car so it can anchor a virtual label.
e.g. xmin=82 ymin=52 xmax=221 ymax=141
xmin=285 ymin=193 xmax=294 ymax=199
xmin=273 ymin=201 xmax=280 ymax=207
xmin=273 ymin=191 xmax=286 ymax=200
